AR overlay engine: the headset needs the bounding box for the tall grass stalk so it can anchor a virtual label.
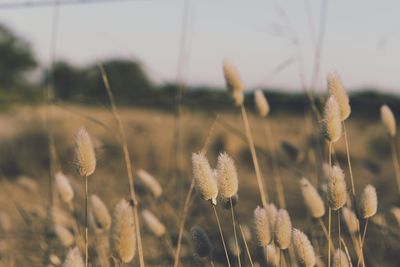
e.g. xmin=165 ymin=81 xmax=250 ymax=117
xmin=264 ymin=123 xmax=286 ymax=208
xmin=240 ymin=104 xmax=269 ymax=207
xmin=239 ymin=224 xmax=254 ymax=267
xmin=212 ymin=205 xmax=232 ymax=267
xmin=342 ymin=122 xmax=356 ymax=201
xmin=99 ymin=64 xmax=144 ymax=267
xmin=230 ymin=198 xmax=241 ymax=267
xmin=356 ymin=220 xmax=369 ymax=267
xmin=173 ymin=119 xmax=217 ymax=267
xmin=317 ymin=218 xmax=335 ymax=254
xmin=328 ymin=141 xmax=332 ymax=267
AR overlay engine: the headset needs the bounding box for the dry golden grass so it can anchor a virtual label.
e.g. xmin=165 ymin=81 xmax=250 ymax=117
xmin=0 ymin=105 xmax=398 ymax=266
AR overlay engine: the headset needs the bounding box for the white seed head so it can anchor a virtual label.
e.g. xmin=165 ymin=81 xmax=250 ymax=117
xmin=216 ymin=152 xmax=238 ymax=199
xmin=192 ymin=152 xmax=218 ymax=205
xmin=264 ymin=244 xmax=280 ymax=267
xmin=62 ymin=247 xmax=84 ymax=267
xmin=359 ymin=184 xmax=378 ymax=219
xmin=91 ymin=194 xmax=111 ymax=231
xmin=254 ymin=90 xmax=270 ymax=117
xmin=342 ymin=207 xmax=358 ymax=233
xmin=327 ymin=72 xmax=351 ymax=121
xmin=292 ymin=228 xmax=316 ymax=267
xmin=75 ymin=127 xmax=96 ymax=177
xmin=322 ymin=96 xmax=342 ymax=143
xmin=55 ymin=172 xmax=74 ymax=204
xmin=137 ymin=169 xmax=162 ymax=198
xmin=333 ymin=249 xmax=350 ymax=267
xmin=142 ymin=209 xmax=166 ymax=237
xmin=54 ymin=225 xmax=74 ymax=247
xmin=111 ymin=199 xmax=136 ymax=263
xmin=253 ymin=206 xmax=271 ymax=246
xmin=190 ymin=226 xmax=213 ymax=258
xmin=274 ymin=209 xmax=292 ymax=249
xmin=327 ymin=165 xmax=347 ymax=210
xmin=223 ymin=60 xmax=244 ymax=106
xmin=381 ymin=104 xmax=396 ymax=137
xmin=300 ymin=178 xmax=325 ymax=218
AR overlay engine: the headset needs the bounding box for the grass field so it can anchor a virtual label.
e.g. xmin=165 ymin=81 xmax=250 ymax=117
xmin=0 ymin=102 xmax=398 ymax=266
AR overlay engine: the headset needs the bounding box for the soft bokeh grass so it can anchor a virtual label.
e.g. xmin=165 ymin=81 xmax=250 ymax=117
xmin=0 ymin=105 xmax=398 ymax=266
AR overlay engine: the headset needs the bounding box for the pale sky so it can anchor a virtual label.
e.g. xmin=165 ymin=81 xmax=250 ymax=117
xmin=0 ymin=0 xmax=400 ymax=92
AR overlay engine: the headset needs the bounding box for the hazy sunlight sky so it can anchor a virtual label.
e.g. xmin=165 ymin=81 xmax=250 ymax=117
xmin=0 ymin=0 xmax=399 ymax=92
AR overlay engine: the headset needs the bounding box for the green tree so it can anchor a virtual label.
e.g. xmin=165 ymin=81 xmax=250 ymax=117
xmin=0 ymin=25 xmax=36 ymax=89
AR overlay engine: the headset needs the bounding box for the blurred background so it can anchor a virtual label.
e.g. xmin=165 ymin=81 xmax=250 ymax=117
xmin=0 ymin=0 xmax=399 ymax=266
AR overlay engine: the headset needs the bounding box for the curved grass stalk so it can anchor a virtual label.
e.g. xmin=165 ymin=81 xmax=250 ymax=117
xmin=99 ymin=64 xmax=145 ymax=267
xmin=240 ymin=104 xmax=269 ymax=207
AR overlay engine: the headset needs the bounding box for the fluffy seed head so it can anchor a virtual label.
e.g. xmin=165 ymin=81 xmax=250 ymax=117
xmin=292 ymin=229 xmax=316 ymax=267
xmin=54 ymin=225 xmax=74 ymax=247
xmin=322 ymin=96 xmax=342 ymax=143
xmin=359 ymin=184 xmax=378 ymax=219
xmin=137 ymin=169 xmax=162 ymax=198
xmin=55 ymin=172 xmax=74 ymax=204
xmin=327 ymin=165 xmax=347 ymax=210
xmin=91 ymin=194 xmax=111 ymax=231
xmin=264 ymin=244 xmax=279 ymax=267
xmin=342 ymin=207 xmax=358 ymax=233
xmin=253 ymin=206 xmax=271 ymax=246
xmin=75 ymin=127 xmax=96 ymax=177
xmin=274 ymin=209 xmax=292 ymax=249
xmin=62 ymin=247 xmax=84 ymax=267
xmin=190 ymin=226 xmax=213 ymax=258
xmin=327 ymin=72 xmax=351 ymax=121
xmin=192 ymin=152 xmax=218 ymax=205
xmin=333 ymin=249 xmax=350 ymax=267
xmin=223 ymin=60 xmax=244 ymax=106
xmin=111 ymin=199 xmax=136 ymax=263
xmin=142 ymin=209 xmax=166 ymax=237
xmin=254 ymin=90 xmax=270 ymax=117
xmin=216 ymin=152 xmax=238 ymax=199
xmin=300 ymin=178 xmax=325 ymax=218
xmin=381 ymin=105 xmax=396 ymax=137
